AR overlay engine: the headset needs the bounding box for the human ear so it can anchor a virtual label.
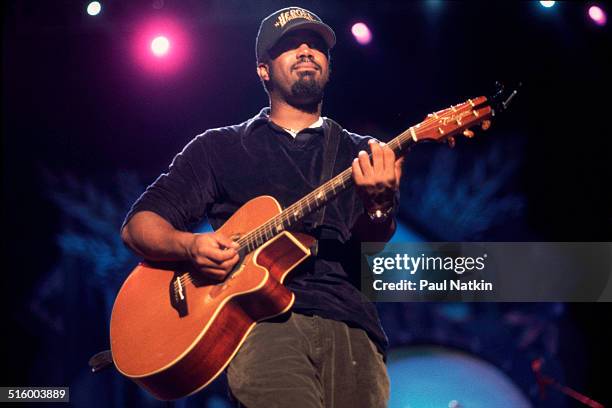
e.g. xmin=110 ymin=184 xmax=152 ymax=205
xmin=257 ymin=63 xmax=270 ymax=81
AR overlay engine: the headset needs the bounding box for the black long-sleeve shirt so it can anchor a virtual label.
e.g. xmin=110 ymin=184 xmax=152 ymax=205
xmin=123 ymin=108 xmax=392 ymax=356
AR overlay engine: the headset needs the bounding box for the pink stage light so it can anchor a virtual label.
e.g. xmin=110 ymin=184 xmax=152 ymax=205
xmin=151 ymin=36 xmax=170 ymax=57
xmin=588 ymin=5 xmax=607 ymax=26
xmin=132 ymin=17 xmax=190 ymax=75
xmin=351 ymin=22 xmax=372 ymax=45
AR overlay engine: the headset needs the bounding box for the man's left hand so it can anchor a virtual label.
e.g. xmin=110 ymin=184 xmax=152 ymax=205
xmin=352 ymin=139 xmax=404 ymax=213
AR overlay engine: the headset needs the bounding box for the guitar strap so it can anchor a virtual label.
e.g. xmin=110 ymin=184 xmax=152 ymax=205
xmin=311 ymin=118 xmax=342 ymax=230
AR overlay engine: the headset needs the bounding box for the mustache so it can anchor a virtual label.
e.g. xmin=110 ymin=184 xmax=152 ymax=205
xmin=292 ymin=57 xmax=321 ymax=71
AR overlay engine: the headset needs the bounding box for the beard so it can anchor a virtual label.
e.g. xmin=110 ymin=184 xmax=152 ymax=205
xmin=268 ymin=65 xmax=328 ymax=114
xmin=291 ymin=72 xmax=324 ymax=102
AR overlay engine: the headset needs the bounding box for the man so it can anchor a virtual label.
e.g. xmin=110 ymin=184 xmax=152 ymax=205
xmin=121 ymin=7 xmax=402 ymax=407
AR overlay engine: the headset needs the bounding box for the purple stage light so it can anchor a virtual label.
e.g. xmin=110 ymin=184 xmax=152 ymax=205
xmin=151 ymin=36 xmax=170 ymax=57
xmin=351 ymin=22 xmax=372 ymax=45
xmin=588 ymin=5 xmax=607 ymax=26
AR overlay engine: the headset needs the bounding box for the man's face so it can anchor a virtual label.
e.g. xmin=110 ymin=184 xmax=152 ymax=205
xmin=259 ymin=30 xmax=331 ymax=110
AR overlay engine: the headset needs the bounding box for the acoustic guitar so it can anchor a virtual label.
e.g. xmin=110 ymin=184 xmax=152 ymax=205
xmin=110 ymin=91 xmax=514 ymax=400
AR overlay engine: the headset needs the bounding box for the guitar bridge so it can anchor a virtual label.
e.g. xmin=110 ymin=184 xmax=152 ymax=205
xmin=170 ymin=274 xmax=189 ymax=317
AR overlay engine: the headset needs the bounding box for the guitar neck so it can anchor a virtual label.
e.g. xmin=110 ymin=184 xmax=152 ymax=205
xmin=237 ymin=95 xmax=495 ymax=254
xmin=237 ymin=126 xmax=418 ymax=254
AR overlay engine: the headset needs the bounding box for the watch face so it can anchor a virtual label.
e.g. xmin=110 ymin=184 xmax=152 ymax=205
xmin=368 ymin=208 xmax=391 ymax=223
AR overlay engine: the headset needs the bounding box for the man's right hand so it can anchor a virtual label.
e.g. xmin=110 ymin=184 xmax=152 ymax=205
xmin=121 ymin=212 xmax=241 ymax=280
xmin=186 ymin=232 xmax=240 ymax=281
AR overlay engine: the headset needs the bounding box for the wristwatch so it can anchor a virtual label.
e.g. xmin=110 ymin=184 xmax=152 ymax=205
xmin=367 ymin=206 xmax=394 ymax=224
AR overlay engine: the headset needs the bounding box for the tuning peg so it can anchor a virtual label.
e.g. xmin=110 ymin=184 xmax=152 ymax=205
xmin=481 ymin=120 xmax=491 ymax=130
xmin=447 ymin=136 xmax=456 ymax=148
xmin=463 ymin=129 xmax=475 ymax=138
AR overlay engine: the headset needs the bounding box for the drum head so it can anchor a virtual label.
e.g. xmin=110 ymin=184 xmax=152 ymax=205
xmin=387 ymin=346 xmax=532 ymax=408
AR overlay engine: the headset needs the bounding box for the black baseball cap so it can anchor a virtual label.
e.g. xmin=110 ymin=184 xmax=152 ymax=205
xmin=256 ymin=7 xmax=336 ymax=62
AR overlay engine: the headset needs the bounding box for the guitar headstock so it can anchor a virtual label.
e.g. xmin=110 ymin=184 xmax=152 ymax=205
xmin=414 ymin=96 xmax=492 ymax=147
xmin=412 ymin=83 xmax=520 ymax=147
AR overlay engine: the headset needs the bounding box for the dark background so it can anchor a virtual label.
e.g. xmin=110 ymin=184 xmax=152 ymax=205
xmin=2 ymin=1 xmax=611 ymax=407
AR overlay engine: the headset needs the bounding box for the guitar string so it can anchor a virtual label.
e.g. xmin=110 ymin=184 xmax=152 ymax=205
xmin=176 ymin=102 xmax=490 ymax=287
xmin=241 ymin=118 xmax=438 ymax=248
xmin=243 ymin=98 xmax=491 ymax=250
xmin=237 ymin=103 xmax=488 ymax=252
xmin=176 ymin=101 xmax=490 ymax=286
xmin=176 ymin=104 xmax=490 ymax=288
xmin=241 ymin=98 xmax=492 ymax=250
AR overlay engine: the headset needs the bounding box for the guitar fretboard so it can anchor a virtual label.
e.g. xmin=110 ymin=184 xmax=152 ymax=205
xmin=236 ymin=125 xmax=418 ymax=254
xmin=235 ymin=95 xmax=492 ymax=254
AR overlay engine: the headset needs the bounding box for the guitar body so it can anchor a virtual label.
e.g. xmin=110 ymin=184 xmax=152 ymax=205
xmin=109 ymin=196 xmax=315 ymax=400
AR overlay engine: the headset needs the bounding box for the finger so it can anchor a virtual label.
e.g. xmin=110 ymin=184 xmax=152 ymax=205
xmin=382 ymin=144 xmax=396 ymax=181
xmin=369 ymin=139 xmax=384 ymax=175
xmin=204 ymin=253 xmax=239 ymax=269
xmin=221 ymin=253 xmax=240 ymax=271
xmin=214 ymin=233 xmax=239 ymax=249
xmin=199 ymin=253 xmax=240 ymax=276
xmin=357 ymin=150 xmax=373 ymax=178
xmin=195 ymin=258 xmax=232 ymax=272
xmin=352 ymin=157 xmax=365 ymax=185
xmin=204 ymin=246 xmax=238 ymax=263
xmin=198 ymin=267 xmax=228 ymax=281
xmin=394 ymin=156 xmax=405 ymax=184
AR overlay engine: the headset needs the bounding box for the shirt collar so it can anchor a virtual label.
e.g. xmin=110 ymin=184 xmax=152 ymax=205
xmin=252 ymin=107 xmax=325 ymax=138
xmin=281 ymin=116 xmax=324 ymax=138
